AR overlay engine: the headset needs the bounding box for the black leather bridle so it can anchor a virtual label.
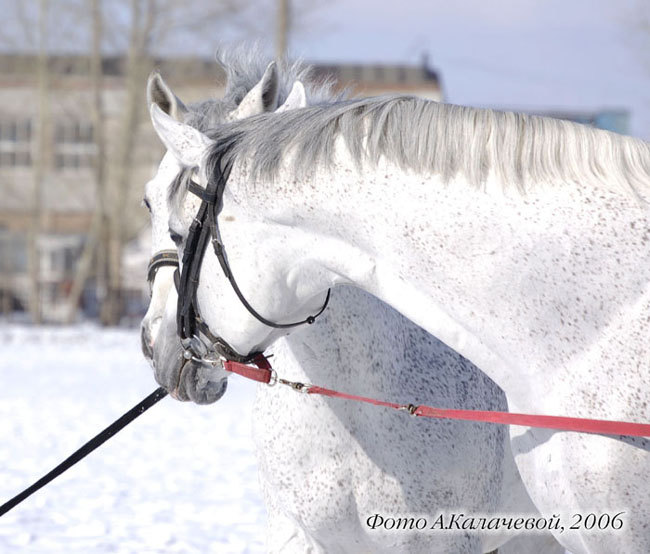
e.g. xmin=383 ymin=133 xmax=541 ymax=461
xmin=146 ymin=249 xmax=179 ymax=292
xmin=174 ymin=149 xmax=330 ymax=364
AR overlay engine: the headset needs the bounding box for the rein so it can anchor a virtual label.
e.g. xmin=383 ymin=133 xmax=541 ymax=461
xmin=0 ymin=387 xmax=168 ymax=517
xmin=225 ymin=355 xmax=650 ymax=438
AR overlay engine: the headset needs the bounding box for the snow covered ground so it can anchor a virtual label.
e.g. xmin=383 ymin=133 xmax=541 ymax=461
xmin=0 ymin=323 xmax=266 ymax=553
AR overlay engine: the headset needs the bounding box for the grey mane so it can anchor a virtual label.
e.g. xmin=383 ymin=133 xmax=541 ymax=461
xmin=201 ymin=95 xmax=650 ymax=199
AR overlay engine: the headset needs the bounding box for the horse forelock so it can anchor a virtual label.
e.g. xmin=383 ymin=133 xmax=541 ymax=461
xmin=164 ymin=44 xmax=346 ymax=211
xmin=183 ymin=44 xmax=342 ymax=134
xmin=199 ymin=95 xmax=650 ymax=201
xmin=167 ymin=166 xmax=194 ymax=206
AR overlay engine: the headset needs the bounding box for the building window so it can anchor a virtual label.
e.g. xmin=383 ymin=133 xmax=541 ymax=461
xmin=54 ymin=120 xmax=96 ymax=169
xmin=0 ymin=227 xmax=27 ymax=272
xmin=0 ymin=118 xmax=32 ymax=167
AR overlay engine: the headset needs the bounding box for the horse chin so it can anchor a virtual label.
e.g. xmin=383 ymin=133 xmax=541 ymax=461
xmin=174 ymin=359 xmax=229 ymax=405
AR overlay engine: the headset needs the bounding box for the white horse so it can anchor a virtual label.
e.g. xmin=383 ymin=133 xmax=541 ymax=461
xmin=149 ymin=57 xmax=650 ymax=554
xmin=142 ymin=52 xmax=562 ymax=553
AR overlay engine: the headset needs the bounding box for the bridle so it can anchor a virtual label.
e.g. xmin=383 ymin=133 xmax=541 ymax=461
xmin=146 ymin=249 xmax=179 ymax=291
xmin=173 ymin=148 xmax=330 ymax=364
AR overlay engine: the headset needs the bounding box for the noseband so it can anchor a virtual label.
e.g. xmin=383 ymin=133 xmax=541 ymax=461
xmin=146 ymin=249 xmax=179 ymax=289
xmin=174 ymin=152 xmax=330 ymax=364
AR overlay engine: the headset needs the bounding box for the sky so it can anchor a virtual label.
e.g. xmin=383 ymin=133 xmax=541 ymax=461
xmin=282 ymin=0 xmax=649 ymax=140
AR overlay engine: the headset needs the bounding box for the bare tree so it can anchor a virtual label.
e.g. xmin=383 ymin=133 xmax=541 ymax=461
xmin=57 ymin=0 xmax=255 ymax=324
xmin=101 ymin=0 xmax=149 ymax=324
xmin=27 ymin=0 xmax=50 ymax=324
xmin=98 ymin=0 xmax=249 ymax=325
xmin=276 ymin=0 xmax=290 ymax=60
xmin=64 ymin=0 xmax=108 ymax=323
xmin=277 ymin=0 xmax=335 ymax=58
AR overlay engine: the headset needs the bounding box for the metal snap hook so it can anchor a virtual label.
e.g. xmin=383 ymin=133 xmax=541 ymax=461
xmin=399 ymin=404 xmax=419 ymax=416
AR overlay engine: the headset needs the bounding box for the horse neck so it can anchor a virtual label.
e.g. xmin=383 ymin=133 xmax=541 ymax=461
xmin=264 ymin=151 xmax=650 ymax=408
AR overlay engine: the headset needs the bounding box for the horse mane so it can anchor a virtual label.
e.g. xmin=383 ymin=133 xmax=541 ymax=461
xmin=202 ymin=95 xmax=650 ymax=199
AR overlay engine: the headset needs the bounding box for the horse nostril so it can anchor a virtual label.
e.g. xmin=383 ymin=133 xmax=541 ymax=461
xmin=140 ymin=326 xmax=154 ymax=360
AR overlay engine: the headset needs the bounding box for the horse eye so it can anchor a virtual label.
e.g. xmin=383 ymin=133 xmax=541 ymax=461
xmin=169 ymin=230 xmax=183 ymax=245
xmin=142 ymin=198 xmax=152 ymax=212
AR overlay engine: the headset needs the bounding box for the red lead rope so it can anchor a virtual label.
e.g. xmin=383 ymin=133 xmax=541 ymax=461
xmin=224 ymin=357 xmax=650 ymax=438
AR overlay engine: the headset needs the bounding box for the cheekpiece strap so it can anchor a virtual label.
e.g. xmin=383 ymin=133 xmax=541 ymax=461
xmin=187 ymin=179 xmax=215 ymax=203
xmin=175 ymin=159 xmax=331 ymax=362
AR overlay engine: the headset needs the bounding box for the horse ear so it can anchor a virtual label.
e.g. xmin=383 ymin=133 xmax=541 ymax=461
xmin=275 ymin=81 xmax=307 ymax=113
xmin=147 ymin=71 xmax=188 ymax=122
xmin=228 ymin=61 xmax=279 ymax=121
xmin=150 ymin=104 xmax=212 ymax=167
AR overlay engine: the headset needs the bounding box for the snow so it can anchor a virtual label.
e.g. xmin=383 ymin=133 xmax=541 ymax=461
xmin=0 ymin=324 xmax=267 ymax=553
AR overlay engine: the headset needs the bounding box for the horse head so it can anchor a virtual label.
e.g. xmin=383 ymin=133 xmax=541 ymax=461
xmin=143 ymin=63 xmax=309 ymax=403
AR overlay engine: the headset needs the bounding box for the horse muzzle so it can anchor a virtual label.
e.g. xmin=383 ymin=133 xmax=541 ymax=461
xmin=152 ymin=339 xmax=228 ymax=405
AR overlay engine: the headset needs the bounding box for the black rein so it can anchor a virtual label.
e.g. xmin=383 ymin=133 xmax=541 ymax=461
xmin=0 ymin=387 xmax=168 ymax=517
